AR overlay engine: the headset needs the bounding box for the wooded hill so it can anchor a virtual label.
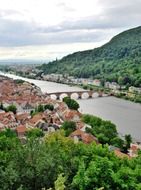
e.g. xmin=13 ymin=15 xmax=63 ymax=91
xmin=39 ymin=26 xmax=141 ymax=87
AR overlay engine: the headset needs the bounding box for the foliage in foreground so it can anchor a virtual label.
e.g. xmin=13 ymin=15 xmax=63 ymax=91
xmin=0 ymin=129 xmax=141 ymax=190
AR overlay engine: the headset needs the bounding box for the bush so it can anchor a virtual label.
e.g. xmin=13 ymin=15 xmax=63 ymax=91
xmin=6 ymin=104 xmax=17 ymax=114
xmin=44 ymin=104 xmax=54 ymax=111
xmin=62 ymin=121 xmax=76 ymax=136
xmin=63 ymin=97 xmax=79 ymax=110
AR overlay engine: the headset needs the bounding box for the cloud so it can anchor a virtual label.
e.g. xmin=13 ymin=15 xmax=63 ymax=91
xmin=56 ymin=2 xmax=75 ymax=12
xmin=0 ymin=10 xmax=116 ymax=47
xmin=0 ymin=0 xmax=141 ymax=60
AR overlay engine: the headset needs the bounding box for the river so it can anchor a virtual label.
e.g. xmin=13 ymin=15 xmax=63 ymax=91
xmin=1 ymin=72 xmax=141 ymax=141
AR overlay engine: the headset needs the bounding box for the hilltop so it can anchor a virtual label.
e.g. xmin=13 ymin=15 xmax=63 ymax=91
xmin=39 ymin=26 xmax=141 ymax=87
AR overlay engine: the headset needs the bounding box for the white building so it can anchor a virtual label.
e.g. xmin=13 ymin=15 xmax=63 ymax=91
xmin=129 ymin=86 xmax=141 ymax=94
xmin=93 ymin=79 xmax=101 ymax=86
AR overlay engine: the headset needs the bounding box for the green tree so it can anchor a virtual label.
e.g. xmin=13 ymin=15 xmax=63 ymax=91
xmin=83 ymin=85 xmax=88 ymax=90
xmin=54 ymin=174 xmax=66 ymax=190
xmin=62 ymin=121 xmax=76 ymax=136
xmin=0 ymin=102 xmax=4 ymax=110
xmin=0 ymin=128 xmax=16 ymax=138
xmin=82 ymin=114 xmax=121 ymax=146
xmin=44 ymin=104 xmax=54 ymax=111
xmin=0 ymin=127 xmax=141 ymax=190
xmin=6 ymin=104 xmax=17 ymax=114
xmin=26 ymin=128 xmax=44 ymax=138
xmin=125 ymin=134 xmax=132 ymax=150
xmin=36 ymin=104 xmax=44 ymax=112
xmin=72 ymin=161 xmax=87 ymax=190
xmin=111 ymin=137 xmax=124 ymax=149
xmin=63 ymin=97 xmax=79 ymax=110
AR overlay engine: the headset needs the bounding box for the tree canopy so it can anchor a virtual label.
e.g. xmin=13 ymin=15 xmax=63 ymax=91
xmin=63 ymin=97 xmax=79 ymax=110
xmin=6 ymin=104 xmax=17 ymax=114
xmin=0 ymin=129 xmax=141 ymax=190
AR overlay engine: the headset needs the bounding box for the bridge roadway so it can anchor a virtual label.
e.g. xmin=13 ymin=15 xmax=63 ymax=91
xmin=45 ymin=90 xmax=109 ymax=100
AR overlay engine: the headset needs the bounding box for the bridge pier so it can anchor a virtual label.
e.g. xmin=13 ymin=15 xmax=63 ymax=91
xmin=89 ymin=95 xmax=92 ymax=99
xmin=56 ymin=95 xmax=60 ymax=100
xmin=88 ymin=91 xmax=93 ymax=99
xmin=77 ymin=93 xmax=82 ymax=99
xmin=67 ymin=93 xmax=71 ymax=98
xmin=98 ymin=91 xmax=103 ymax=97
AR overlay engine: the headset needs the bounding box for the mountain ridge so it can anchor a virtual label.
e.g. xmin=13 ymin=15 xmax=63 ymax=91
xmin=39 ymin=26 xmax=141 ymax=87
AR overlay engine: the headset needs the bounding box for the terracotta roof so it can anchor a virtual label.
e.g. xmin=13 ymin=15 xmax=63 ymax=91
xmin=16 ymin=113 xmax=29 ymax=121
xmin=0 ymin=112 xmax=16 ymax=127
xmin=28 ymin=113 xmax=46 ymax=125
xmin=70 ymin=129 xmax=98 ymax=144
xmin=76 ymin=121 xmax=84 ymax=129
xmin=16 ymin=125 xmax=27 ymax=133
xmin=130 ymin=144 xmax=139 ymax=152
xmin=63 ymin=110 xmax=81 ymax=120
xmin=114 ymin=150 xmax=130 ymax=159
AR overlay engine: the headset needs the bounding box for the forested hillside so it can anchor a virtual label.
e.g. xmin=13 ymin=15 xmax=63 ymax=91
xmin=39 ymin=26 xmax=141 ymax=87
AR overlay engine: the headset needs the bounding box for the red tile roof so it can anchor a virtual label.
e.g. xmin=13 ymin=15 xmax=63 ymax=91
xmin=16 ymin=125 xmax=27 ymax=133
xmin=114 ymin=150 xmax=130 ymax=159
xmin=28 ymin=113 xmax=45 ymax=125
xmin=70 ymin=129 xmax=98 ymax=144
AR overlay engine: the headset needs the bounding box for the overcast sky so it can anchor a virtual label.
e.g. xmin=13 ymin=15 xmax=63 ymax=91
xmin=0 ymin=0 xmax=141 ymax=60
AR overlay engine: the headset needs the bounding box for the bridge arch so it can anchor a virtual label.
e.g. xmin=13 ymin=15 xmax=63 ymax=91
xmin=50 ymin=94 xmax=57 ymax=100
xmin=92 ymin=92 xmax=99 ymax=98
xmin=81 ymin=92 xmax=89 ymax=99
xmin=60 ymin=93 xmax=70 ymax=100
xmin=70 ymin=92 xmax=79 ymax=99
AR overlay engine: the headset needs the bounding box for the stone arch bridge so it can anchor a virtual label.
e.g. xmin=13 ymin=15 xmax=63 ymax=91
xmin=45 ymin=90 xmax=108 ymax=100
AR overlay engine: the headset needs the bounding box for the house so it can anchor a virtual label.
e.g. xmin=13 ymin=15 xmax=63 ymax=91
xmin=27 ymin=113 xmax=46 ymax=128
xmin=75 ymin=121 xmax=92 ymax=132
xmin=128 ymin=143 xmax=141 ymax=157
xmin=35 ymin=118 xmax=60 ymax=133
xmin=129 ymin=86 xmax=141 ymax=94
xmin=21 ymin=102 xmax=34 ymax=113
xmin=62 ymin=110 xmax=81 ymax=122
xmin=114 ymin=149 xmax=130 ymax=159
xmin=109 ymin=146 xmax=130 ymax=159
xmin=36 ymin=121 xmax=49 ymax=131
xmin=14 ymin=103 xmax=24 ymax=112
xmin=16 ymin=112 xmax=30 ymax=124
xmin=70 ymin=129 xmax=98 ymax=144
xmin=27 ymin=110 xmax=62 ymax=129
xmin=93 ymin=79 xmax=101 ymax=86
xmin=0 ymin=122 xmax=4 ymax=130
xmin=82 ymin=79 xmax=88 ymax=85
xmin=105 ymin=82 xmax=120 ymax=90
xmin=0 ymin=112 xmax=18 ymax=129
xmin=16 ymin=125 xmax=27 ymax=138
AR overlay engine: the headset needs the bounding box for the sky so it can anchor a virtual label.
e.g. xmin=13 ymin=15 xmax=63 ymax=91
xmin=0 ymin=0 xmax=141 ymax=61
